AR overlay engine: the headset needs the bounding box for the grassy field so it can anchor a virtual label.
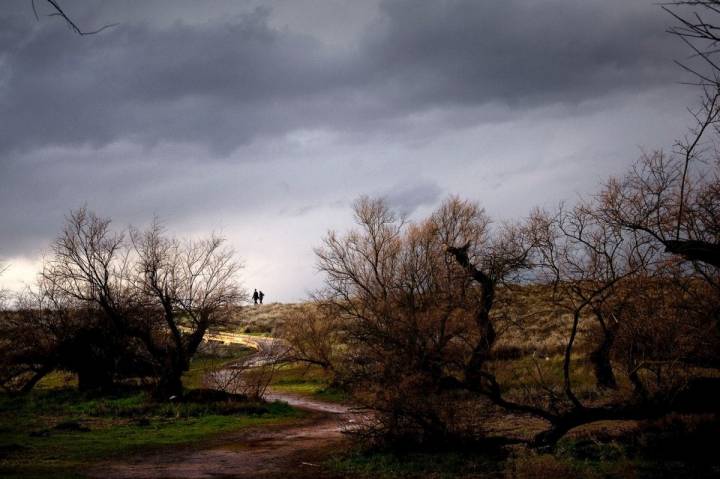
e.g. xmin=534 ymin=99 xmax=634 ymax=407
xmin=0 ymin=352 xmax=301 ymax=479
xmin=227 ymin=302 xmax=313 ymax=335
xmin=5 ymin=300 xmax=718 ymax=478
xmin=0 ymin=314 xmax=347 ymax=478
xmin=269 ymin=362 xmax=350 ymax=403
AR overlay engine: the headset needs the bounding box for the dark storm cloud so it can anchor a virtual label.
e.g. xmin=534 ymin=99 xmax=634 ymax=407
xmin=360 ymin=0 xmax=682 ymax=109
xmin=0 ymin=7 xmax=345 ymax=155
xmin=0 ymin=0 xmax=683 ymax=157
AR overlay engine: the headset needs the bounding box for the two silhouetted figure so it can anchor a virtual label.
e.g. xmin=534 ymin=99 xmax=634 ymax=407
xmin=252 ymin=289 xmax=265 ymax=305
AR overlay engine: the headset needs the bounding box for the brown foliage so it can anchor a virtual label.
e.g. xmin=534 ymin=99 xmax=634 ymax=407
xmin=293 ymin=196 xmax=532 ymax=443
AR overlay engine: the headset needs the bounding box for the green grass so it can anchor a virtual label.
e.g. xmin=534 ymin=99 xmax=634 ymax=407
xmin=328 ymin=448 xmax=507 ymax=478
xmin=0 ymin=387 xmax=299 ymax=478
xmin=0 ymin=350 xmax=299 ymax=478
xmin=182 ymin=344 xmax=256 ymax=389
xmin=35 ymin=371 xmax=78 ymax=390
xmin=270 ymin=363 xmax=351 ymax=403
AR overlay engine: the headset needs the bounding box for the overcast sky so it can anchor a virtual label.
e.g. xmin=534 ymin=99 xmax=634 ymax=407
xmin=0 ymin=0 xmax=703 ymax=301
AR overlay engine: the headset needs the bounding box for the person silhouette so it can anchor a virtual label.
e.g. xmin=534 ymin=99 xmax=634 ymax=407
xmin=258 ymin=291 xmax=265 ymax=304
xmin=252 ymin=289 xmax=259 ymax=305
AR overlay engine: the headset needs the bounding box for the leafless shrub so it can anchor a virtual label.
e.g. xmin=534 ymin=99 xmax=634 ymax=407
xmin=205 ymin=339 xmax=286 ymax=400
xmin=293 ymin=195 xmax=534 ymax=444
xmin=279 ymin=303 xmax=345 ymax=380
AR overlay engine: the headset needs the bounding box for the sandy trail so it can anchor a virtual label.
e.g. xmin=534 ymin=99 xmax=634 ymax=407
xmin=89 ymin=334 xmax=361 ymax=479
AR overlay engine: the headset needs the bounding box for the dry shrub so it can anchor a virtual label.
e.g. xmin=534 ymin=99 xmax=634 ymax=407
xmin=299 ymin=196 xmax=537 ymax=445
xmin=205 ymin=340 xmax=285 ymax=400
xmin=205 ymin=364 xmax=275 ymax=400
xmin=278 ymin=304 xmax=345 ymax=378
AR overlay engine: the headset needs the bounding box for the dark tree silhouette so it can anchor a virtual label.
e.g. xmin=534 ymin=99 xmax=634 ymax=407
xmin=32 ymin=0 xmax=117 ymax=35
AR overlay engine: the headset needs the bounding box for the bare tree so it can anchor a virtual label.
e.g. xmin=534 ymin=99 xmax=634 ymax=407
xmin=443 ymin=214 xmax=535 ymax=391
xmin=0 ymin=272 xmax=60 ymax=392
xmin=530 ymin=203 xmax=659 ymax=393
xmin=598 ymin=2 xmax=720 ymax=268
xmin=664 ymin=1 xmax=720 ymax=87
xmin=31 ymin=0 xmax=117 ymax=35
xmin=131 ymin=220 xmax=244 ymax=397
xmin=0 ymin=277 xmax=150 ymax=392
xmin=445 ymin=197 xmax=720 ymax=447
xmin=303 ymin=196 xmax=536 ymax=442
xmin=39 ymin=207 xmax=140 ymax=390
xmin=288 ymin=183 xmax=720 ymax=448
xmin=601 ymin=130 xmax=720 ymax=269
xmin=37 ymin=208 xmax=243 ymax=397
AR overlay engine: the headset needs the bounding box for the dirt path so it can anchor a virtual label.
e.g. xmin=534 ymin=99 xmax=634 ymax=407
xmin=89 ymin=335 xmax=361 ymax=479
xmin=91 ymin=393 xmax=357 ymax=479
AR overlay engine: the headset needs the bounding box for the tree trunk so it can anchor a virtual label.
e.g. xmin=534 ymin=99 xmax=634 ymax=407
xmin=77 ymin=366 xmax=114 ymax=392
xmin=465 ymin=318 xmax=496 ymax=387
xmin=532 ymin=420 xmax=576 ymax=450
xmin=154 ymin=353 xmax=187 ymax=400
xmin=155 ymin=370 xmax=184 ymax=400
xmin=663 ymin=239 xmax=720 ymax=268
xmin=589 ymin=328 xmax=617 ymax=389
xmin=445 ymin=243 xmax=497 ymax=388
xmin=20 ymin=364 xmax=55 ymax=393
xmin=531 ymin=400 xmax=675 ymax=449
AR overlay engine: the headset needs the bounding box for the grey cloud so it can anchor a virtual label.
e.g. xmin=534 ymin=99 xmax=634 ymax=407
xmin=382 ymin=181 xmax=444 ymax=217
xmin=0 ymin=0 xmax=685 ymax=157
xmin=0 ymin=7 xmax=344 ymax=155
xmin=0 ymin=0 xmax=698 ymax=298
xmin=360 ymin=0 xmax=683 ymax=109
xmin=0 ymin=144 xmax=250 ymax=257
